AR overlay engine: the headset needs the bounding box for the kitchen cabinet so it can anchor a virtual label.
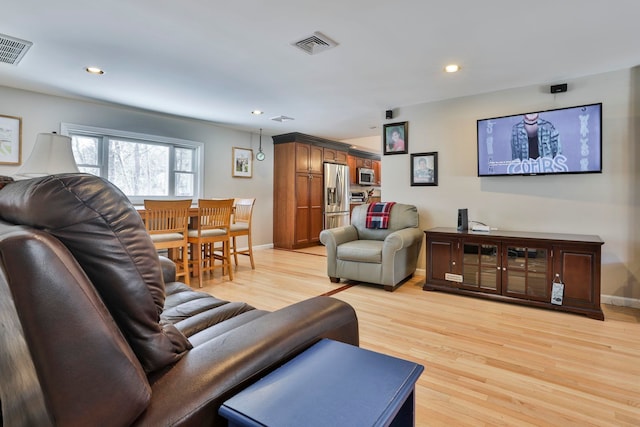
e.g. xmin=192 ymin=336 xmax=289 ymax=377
xmin=293 ymin=167 xmax=323 ymax=247
xmin=273 ymin=142 xmax=323 ymax=249
xmin=372 ymin=160 xmax=381 ymax=186
xmin=347 ymin=155 xmax=357 ymax=184
xmin=323 ymin=147 xmax=348 ymax=164
xmin=348 ymin=153 xmax=381 ymax=186
xmin=424 ymin=228 xmax=604 ymax=320
xmin=356 ymin=157 xmax=372 ymax=169
xmin=295 ymin=143 xmax=323 ymax=174
xmin=337 ymin=150 xmax=348 ymax=164
xmin=273 ymin=133 xmax=381 ymax=248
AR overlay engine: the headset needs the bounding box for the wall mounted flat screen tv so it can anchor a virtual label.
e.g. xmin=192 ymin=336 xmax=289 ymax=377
xmin=477 ymin=103 xmax=602 ymax=177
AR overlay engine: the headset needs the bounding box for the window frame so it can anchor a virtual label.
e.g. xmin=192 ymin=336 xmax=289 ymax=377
xmin=61 ymin=122 xmax=204 ymax=205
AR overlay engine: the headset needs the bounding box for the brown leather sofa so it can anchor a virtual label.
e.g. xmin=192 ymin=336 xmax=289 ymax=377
xmin=0 ymin=174 xmax=359 ymax=426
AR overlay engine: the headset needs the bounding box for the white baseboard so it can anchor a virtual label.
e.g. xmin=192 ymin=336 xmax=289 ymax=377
xmin=254 ymin=243 xmax=274 ymax=251
xmin=601 ymin=295 xmax=640 ymax=309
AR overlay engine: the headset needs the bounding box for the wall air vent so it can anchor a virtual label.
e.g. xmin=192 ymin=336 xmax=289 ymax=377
xmin=0 ymin=33 xmax=33 ymax=65
xmin=291 ymin=32 xmax=338 ymax=55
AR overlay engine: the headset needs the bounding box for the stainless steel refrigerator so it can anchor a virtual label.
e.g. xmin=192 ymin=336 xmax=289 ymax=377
xmin=323 ymin=162 xmax=350 ymax=230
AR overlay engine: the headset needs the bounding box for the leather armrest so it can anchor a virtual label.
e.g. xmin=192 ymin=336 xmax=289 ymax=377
xmin=1 ymin=229 xmax=151 ymax=426
xmin=383 ymin=228 xmax=424 ymax=252
xmin=382 ymin=227 xmax=424 ymax=287
xmin=159 ymin=256 xmax=177 ymax=284
xmin=320 ymin=226 xmax=358 ymax=278
xmin=319 ymin=225 xmax=358 ymax=248
xmin=135 ymin=296 xmax=359 ymax=426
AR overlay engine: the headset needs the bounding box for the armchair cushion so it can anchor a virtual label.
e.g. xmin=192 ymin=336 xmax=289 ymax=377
xmin=337 ymin=240 xmax=383 ymax=263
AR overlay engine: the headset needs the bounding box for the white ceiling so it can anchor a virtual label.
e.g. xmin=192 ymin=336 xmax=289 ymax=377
xmin=1 ymin=0 xmax=639 ymax=142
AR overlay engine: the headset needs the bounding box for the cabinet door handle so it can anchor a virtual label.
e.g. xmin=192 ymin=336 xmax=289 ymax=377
xmin=452 ymin=261 xmax=456 ymax=266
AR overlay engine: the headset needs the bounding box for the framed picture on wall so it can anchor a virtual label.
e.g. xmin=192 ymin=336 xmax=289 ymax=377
xmin=383 ymin=122 xmax=408 ymax=155
xmin=411 ymin=152 xmax=438 ymax=186
xmin=232 ymin=147 xmax=253 ymax=178
xmin=0 ymin=114 xmax=22 ymax=165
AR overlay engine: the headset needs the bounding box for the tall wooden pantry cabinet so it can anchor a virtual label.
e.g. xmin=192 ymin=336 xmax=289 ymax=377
xmin=272 ymin=133 xmax=348 ymax=249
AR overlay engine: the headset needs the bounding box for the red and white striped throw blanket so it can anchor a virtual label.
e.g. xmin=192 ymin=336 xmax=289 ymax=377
xmin=365 ymin=202 xmax=396 ymax=229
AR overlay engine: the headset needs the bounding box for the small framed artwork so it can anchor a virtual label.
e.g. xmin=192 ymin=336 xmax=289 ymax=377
xmin=232 ymin=147 xmax=253 ymax=178
xmin=0 ymin=114 xmax=22 ymax=165
xmin=411 ymin=152 xmax=438 ymax=186
xmin=383 ymin=122 xmax=408 ymax=155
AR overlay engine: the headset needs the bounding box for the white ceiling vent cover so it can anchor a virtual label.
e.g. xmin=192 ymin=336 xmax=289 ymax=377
xmin=291 ymin=32 xmax=338 ymax=55
xmin=271 ymin=115 xmax=295 ymax=122
xmin=0 ymin=33 xmax=33 ymax=65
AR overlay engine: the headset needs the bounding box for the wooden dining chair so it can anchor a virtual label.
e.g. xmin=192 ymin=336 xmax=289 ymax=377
xmin=187 ymin=198 xmax=234 ymax=287
xmin=230 ymin=198 xmax=256 ymax=269
xmin=143 ymin=199 xmax=192 ymax=286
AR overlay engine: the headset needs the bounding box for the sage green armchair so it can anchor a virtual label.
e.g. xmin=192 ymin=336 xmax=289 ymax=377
xmin=319 ymin=203 xmax=423 ymax=291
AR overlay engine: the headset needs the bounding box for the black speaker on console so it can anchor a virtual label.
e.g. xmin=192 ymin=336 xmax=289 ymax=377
xmin=457 ymin=208 xmax=468 ymax=231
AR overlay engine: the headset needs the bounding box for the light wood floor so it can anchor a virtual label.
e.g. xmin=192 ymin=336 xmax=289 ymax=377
xmin=195 ymin=246 xmax=640 ymax=427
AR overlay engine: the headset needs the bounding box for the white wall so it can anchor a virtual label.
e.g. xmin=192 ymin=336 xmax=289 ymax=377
xmin=341 ymin=135 xmax=381 ymax=153
xmin=382 ymin=68 xmax=639 ymax=303
xmin=1 ymin=68 xmax=637 ymax=304
xmin=0 ymin=86 xmax=274 ymax=248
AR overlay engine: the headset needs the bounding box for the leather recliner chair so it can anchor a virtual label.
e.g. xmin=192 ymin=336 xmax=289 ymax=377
xmin=0 ymin=174 xmax=359 ymax=426
xmin=320 ymin=203 xmax=423 ymax=291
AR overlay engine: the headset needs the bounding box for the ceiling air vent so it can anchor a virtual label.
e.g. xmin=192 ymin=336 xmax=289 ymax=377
xmin=0 ymin=33 xmax=33 ymax=65
xmin=271 ymin=115 xmax=295 ymax=122
xmin=291 ymin=32 xmax=338 ymax=55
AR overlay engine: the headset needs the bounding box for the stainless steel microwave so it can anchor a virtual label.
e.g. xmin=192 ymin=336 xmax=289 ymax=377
xmin=358 ymin=168 xmax=375 ymax=185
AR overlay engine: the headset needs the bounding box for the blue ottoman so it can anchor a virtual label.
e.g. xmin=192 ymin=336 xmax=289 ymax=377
xmin=219 ymin=339 xmax=424 ymax=426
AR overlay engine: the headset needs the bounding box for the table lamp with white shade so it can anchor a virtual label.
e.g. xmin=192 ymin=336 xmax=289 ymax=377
xmin=13 ymin=132 xmax=80 ymax=179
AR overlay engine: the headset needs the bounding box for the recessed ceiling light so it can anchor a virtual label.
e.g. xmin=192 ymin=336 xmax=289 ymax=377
xmin=85 ymin=66 xmax=104 ymax=75
xmin=444 ymin=64 xmax=460 ymax=73
xmin=251 ymin=110 xmax=264 ymax=115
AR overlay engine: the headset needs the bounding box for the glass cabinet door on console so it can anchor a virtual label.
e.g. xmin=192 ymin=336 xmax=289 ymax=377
xmin=427 ymin=236 xmax=550 ymax=299
xmin=504 ymin=246 xmax=550 ymax=301
xmin=462 ymin=242 xmax=500 ymax=293
xmin=426 ymin=237 xmax=500 ymax=292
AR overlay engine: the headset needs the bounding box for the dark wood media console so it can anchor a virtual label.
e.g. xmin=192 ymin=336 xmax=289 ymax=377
xmin=423 ymin=227 xmax=604 ymax=320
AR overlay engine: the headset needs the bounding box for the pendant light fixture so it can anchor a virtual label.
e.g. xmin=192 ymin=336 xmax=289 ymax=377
xmin=256 ymin=128 xmax=265 ymax=161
